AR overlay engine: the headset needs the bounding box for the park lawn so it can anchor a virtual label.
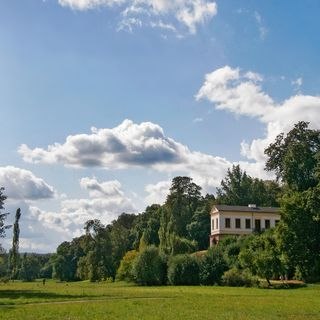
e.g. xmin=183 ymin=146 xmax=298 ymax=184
xmin=0 ymin=281 xmax=320 ymax=319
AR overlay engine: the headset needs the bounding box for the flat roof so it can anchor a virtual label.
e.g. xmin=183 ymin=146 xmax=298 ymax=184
xmin=214 ymin=205 xmax=279 ymax=214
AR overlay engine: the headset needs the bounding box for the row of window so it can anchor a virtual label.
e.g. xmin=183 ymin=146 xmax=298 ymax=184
xmin=212 ymin=217 xmax=279 ymax=230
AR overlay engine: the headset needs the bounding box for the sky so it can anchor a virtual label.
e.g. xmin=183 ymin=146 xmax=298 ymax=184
xmin=1 ymin=0 xmax=320 ymax=252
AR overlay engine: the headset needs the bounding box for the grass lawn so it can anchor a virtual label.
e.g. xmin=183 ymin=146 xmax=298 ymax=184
xmin=0 ymin=280 xmax=320 ymax=319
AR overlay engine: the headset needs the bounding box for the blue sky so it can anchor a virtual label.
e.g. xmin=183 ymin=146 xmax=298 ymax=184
xmin=1 ymin=0 xmax=320 ymax=252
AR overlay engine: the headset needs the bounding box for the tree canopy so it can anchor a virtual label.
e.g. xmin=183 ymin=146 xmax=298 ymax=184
xmin=216 ymin=165 xmax=280 ymax=206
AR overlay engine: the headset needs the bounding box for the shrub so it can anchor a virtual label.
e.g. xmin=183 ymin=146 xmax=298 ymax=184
xmin=132 ymin=246 xmax=167 ymax=285
xmin=222 ymin=268 xmax=258 ymax=287
xmin=171 ymin=236 xmax=198 ymax=255
xmin=116 ymin=250 xmax=138 ymax=282
xmin=167 ymin=254 xmax=200 ymax=285
xmin=199 ymin=246 xmax=228 ymax=285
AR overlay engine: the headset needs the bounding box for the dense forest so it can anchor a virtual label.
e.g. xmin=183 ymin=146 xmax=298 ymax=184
xmin=1 ymin=121 xmax=320 ymax=285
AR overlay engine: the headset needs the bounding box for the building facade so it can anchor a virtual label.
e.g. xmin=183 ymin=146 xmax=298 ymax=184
xmin=210 ymin=204 xmax=280 ymax=246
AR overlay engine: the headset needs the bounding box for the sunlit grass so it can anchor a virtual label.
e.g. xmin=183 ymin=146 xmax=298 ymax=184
xmin=1 ymin=280 xmax=320 ymax=319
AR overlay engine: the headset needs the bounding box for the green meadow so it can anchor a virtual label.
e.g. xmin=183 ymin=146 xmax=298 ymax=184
xmin=1 ymin=281 xmax=320 ymax=319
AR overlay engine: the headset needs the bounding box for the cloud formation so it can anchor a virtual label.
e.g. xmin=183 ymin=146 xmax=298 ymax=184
xmin=3 ymin=176 xmax=136 ymax=252
xmin=197 ymin=65 xmax=320 ymax=163
xmin=19 ymin=119 xmax=236 ymax=193
xmin=0 ymin=166 xmax=55 ymax=200
xmin=58 ymin=0 xmax=217 ymax=34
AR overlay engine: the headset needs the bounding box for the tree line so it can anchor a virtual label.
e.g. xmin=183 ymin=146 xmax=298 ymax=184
xmin=0 ymin=121 xmax=319 ymax=285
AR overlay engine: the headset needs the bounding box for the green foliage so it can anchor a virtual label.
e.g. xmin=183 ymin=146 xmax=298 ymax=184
xmin=264 ymin=122 xmax=320 ymax=282
xmin=222 ymin=268 xmax=258 ymax=287
xmin=130 ymin=205 xmax=161 ymax=250
xmin=132 ymin=246 xmax=167 ymax=285
xmin=199 ymin=246 xmax=228 ymax=285
xmin=166 ymin=176 xmax=202 ymax=238
xmin=218 ymin=236 xmax=245 ymax=269
xmin=187 ymin=195 xmax=214 ymax=250
xmin=52 ymin=241 xmax=81 ymax=281
xmin=9 ymin=208 xmax=21 ymax=279
xmin=167 ymin=254 xmax=200 ymax=285
xmin=116 ymin=250 xmax=138 ymax=282
xmin=110 ymin=213 xmax=136 ymax=272
xmin=19 ymin=253 xmax=40 ymax=282
xmin=171 ymin=235 xmax=197 ymax=255
xmin=239 ymin=231 xmax=284 ymax=285
xmin=159 ymin=177 xmax=206 ymax=254
xmin=279 ymin=189 xmax=320 ymax=282
xmin=265 ymin=121 xmax=320 ymax=191
xmin=216 ymin=165 xmax=281 ymax=206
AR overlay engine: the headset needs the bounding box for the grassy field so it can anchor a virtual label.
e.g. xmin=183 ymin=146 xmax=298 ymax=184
xmin=0 ymin=281 xmax=320 ymax=319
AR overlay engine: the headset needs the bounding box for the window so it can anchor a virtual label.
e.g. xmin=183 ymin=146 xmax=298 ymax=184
xmin=265 ymin=219 xmax=270 ymax=229
xmin=275 ymin=220 xmax=280 ymax=226
xmin=235 ymin=218 xmax=241 ymax=229
xmin=225 ymin=218 xmax=231 ymax=228
xmin=245 ymin=219 xmax=251 ymax=229
xmin=254 ymin=219 xmax=261 ymax=232
xmin=211 ymin=219 xmax=214 ymax=230
xmin=216 ymin=218 xmax=218 ymax=229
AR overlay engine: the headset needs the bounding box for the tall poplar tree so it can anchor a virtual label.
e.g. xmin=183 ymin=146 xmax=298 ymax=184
xmin=9 ymin=208 xmax=21 ymax=279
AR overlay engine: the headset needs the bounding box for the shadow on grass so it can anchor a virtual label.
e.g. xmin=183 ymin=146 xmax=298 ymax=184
xmin=0 ymin=289 xmax=95 ymax=304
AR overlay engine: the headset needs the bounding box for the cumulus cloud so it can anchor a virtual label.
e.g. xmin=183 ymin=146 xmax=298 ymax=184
xmin=0 ymin=166 xmax=55 ymax=200
xmin=3 ymin=177 xmax=136 ymax=252
xmin=197 ymin=65 xmax=320 ymax=164
xmin=145 ymin=180 xmax=171 ymax=205
xmin=19 ymin=120 xmax=181 ymax=168
xmin=58 ymin=0 xmax=217 ymax=34
xmin=19 ymin=119 xmax=234 ymax=193
xmin=196 ymin=65 xmax=274 ymax=118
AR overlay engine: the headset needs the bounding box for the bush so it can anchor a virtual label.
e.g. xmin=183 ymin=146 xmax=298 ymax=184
xmin=222 ymin=268 xmax=258 ymax=287
xmin=132 ymin=246 xmax=167 ymax=285
xmin=116 ymin=250 xmax=138 ymax=282
xmin=171 ymin=236 xmax=198 ymax=255
xmin=199 ymin=246 xmax=228 ymax=285
xmin=167 ymin=254 xmax=200 ymax=285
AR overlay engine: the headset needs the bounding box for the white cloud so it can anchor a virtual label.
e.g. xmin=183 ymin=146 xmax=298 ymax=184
xmin=2 ymin=177 xmax=136 ymax=252
xmin=145 ymin=180 xmax=170 ymax=205
xmin=58 ymin=0 xmax=217 ymax=34
xmin=196 ymin=65 xmax=274 ymax=118
xmin=0 ymin=166 xmax=55 ymax=200
xmin=19 ymin=120 xmax=181 ymax=168
xmin=193 ymin=117 xmax=203 ymax=123
xmin=197 ymin=65 xmax=320 ymax=165
xmin=19 ymin=119 xmax=234 ymax=193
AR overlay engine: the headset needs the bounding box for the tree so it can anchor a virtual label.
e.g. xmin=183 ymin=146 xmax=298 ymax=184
xmin=166 ymin=176 xmax=202 ymax=237
xmin=9 ymin=208 xmax=21 ymax=279
xmin=132 ymin=246 xmax=167 ymax=285
xmin=265 ymin=121 xmax=320 ymax=191
xmin=116 ymin=250 xmax=138 ymax=282
xmin=159 ymin=177 xmax=203 ymax=254
xmin=239 ymin=231 xmax=284 ymax=286
xmin=264 ymin=122 xmax=320 ymax=282
xmin=278 ymin=188 xmax=320 ymax=281
xmin=216 ymin=165 xmax=280 ymax=206
xmin=187 ymin=195 xmax=214 ymax=250
xmin=167 ymin=254 xmax=200 ymax=285
xmin=19 ymin=253 xmax=40 ymax=281
xmin=84 ymin=220 xmax=114 ymax=281
xmin=199 ymin=246 xmax=228 ymax=285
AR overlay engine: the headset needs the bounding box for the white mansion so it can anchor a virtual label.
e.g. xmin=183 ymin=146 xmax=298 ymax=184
xmin=210 ymin=204 xmax=280 ymax=246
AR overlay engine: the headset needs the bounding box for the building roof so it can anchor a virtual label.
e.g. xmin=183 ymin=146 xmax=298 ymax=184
xmin=214 ymin=205 xmax=279 ymax=214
